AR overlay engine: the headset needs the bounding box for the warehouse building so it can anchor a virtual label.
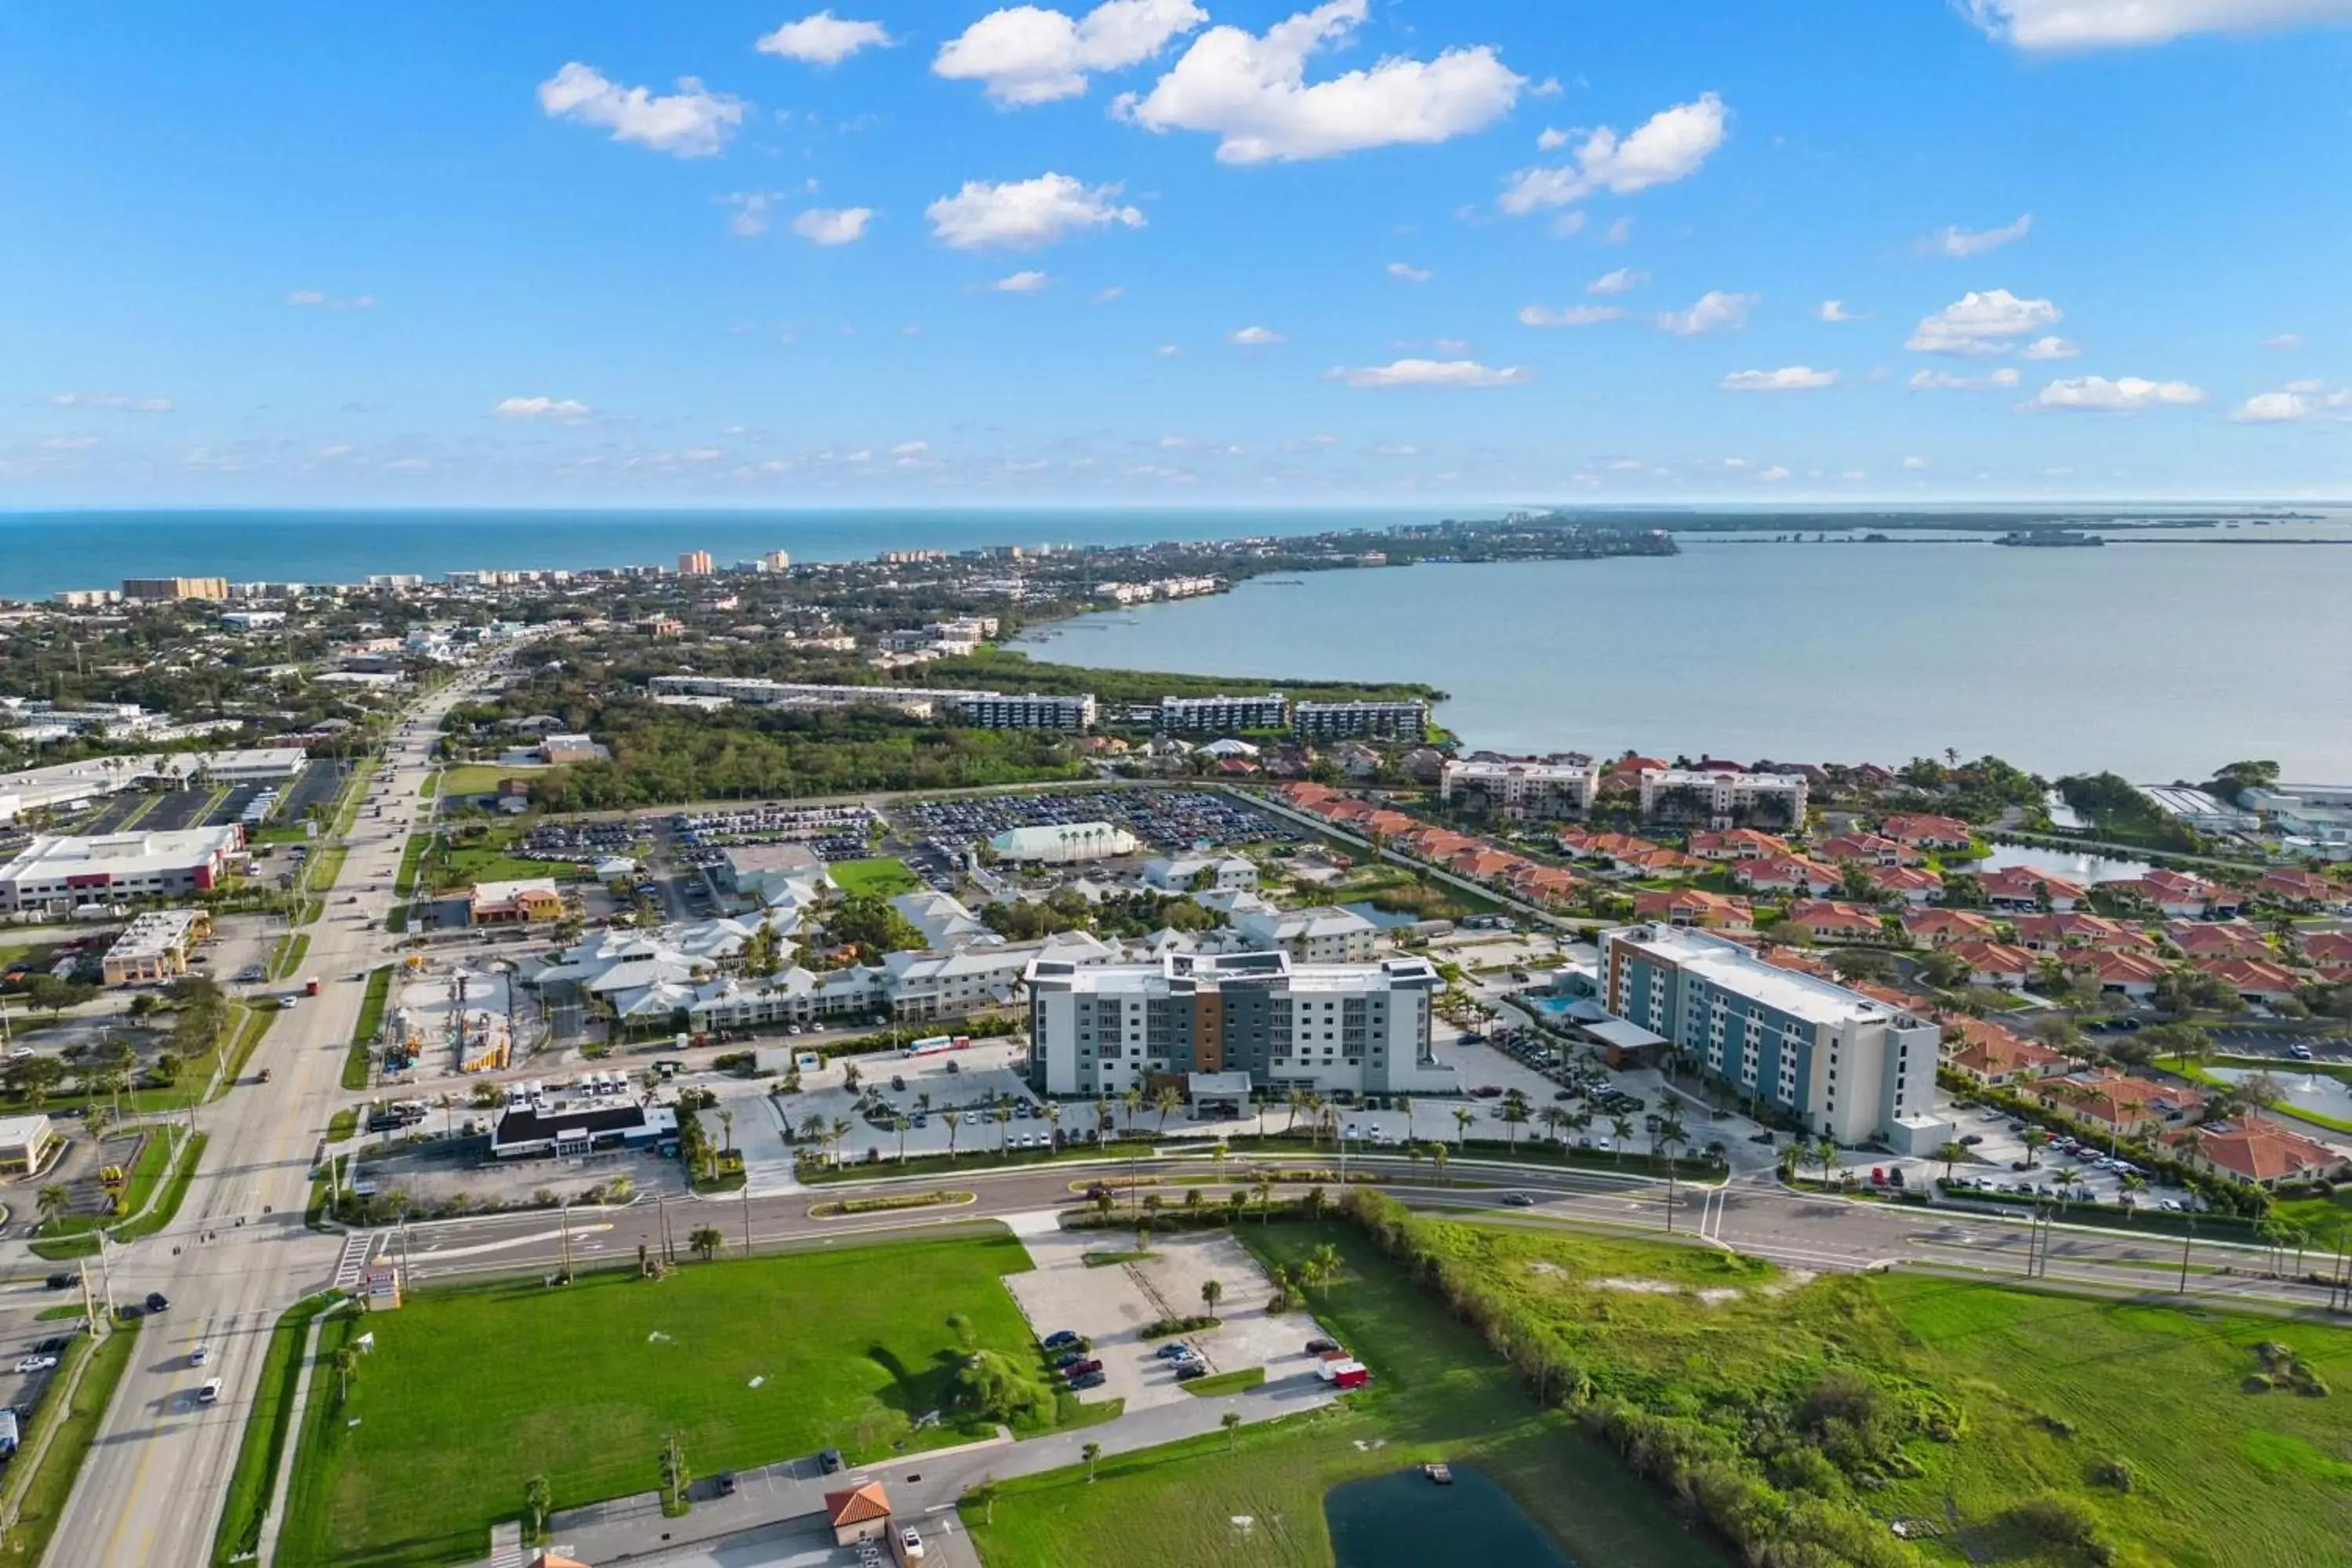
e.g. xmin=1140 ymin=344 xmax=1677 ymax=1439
xmin=0 ymin=826 xmax=246 ymax=913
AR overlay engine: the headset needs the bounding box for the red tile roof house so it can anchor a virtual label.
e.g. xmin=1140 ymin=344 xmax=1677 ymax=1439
xmin=2257 ymin=867 xmax=2343 ymax=911
xmin=2010 ymin=912 xmax=2149 ymax=953
xmin=1879 ymin=812 xmax=1975 ymax=851
xmin=1782 ymin=899 xmax=1890 ymax=944
xmin=2107 ymin=868 xmax=2241 ymax=919
xmin=1816 ymin=832 xmax=1906 ymax=867
xmin=1356 ymin=808 xmax=1421 ymax=839
xmin=1687 ymin=828 xmax=1791 ymax=862
xmin=1399 ymin=828 xmax=1480 ymax=862
xmin=1613 ymin=846 xmax=1705 ymax=880
xmin=2035 ymin=1070 xmax=2205 ymax=1138
xmin=2161 ymin=919 xmax=2274 ymax=961
xmin=1900 ymin=906 xmax=2000 ymax=948
xmin=2299 ymin=930 xmax=2352 ymax=978
xmin=1558 ymin=829 xmax=1659 ymax=862
xmin=2062 ymin=947 xmax=2172 ymax=1001
xmin=2190 ymin=955 xmax=2305 ymax=1005
xmin=1634 ymin=887 xmax=1752 ymax=928
xmin=1449 ymin=847 xmax=1523 ymax=881
xmin=1504 ymin=864 xmax=1584 ymax=907
xmin=1943 ymin=1018 xmax=2071 ymax=1087
xmin=1861 ymin=863 xmax=1944 ymax=905
xmin=1979 ymin=865 xmax=2089 ymax=913
xmin=2174 ymin=1116 xmax=2352 ymax=1189
xmin=1946 ymin=940 xmax=2039 ymax=988
xmin=1280 ymin=782 xmax=1343 ymax=811
xmin=1732 ymin=856 xmax=1842 ymax=897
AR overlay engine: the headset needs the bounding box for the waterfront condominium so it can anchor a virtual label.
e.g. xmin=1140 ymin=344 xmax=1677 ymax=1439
xmin=1291 ymin=699 xmax=1428 ymax=741
xmin=1599 ymin=924 xmax=1949 ymax=1152
xmin=1156 ymin=693 xmax=1291 ymax=734
xmin=1635 ymin=767 xmax=1809 ymax=831
xmin=1023 ymin=949 xmax=1459 ymax=1102
xmin=1439 ymin=752 xmax=1599 ymax=820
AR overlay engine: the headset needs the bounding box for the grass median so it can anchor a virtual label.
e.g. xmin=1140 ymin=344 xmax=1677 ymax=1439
xmin=212 ymin=1293 xmax=345 ymax=1568
xmin=277 ymin=1232 xmax=1102 ymax=1568
xmin=269 ymin=931 xmax=310 ymax=982
xmin=344 ymin=967 xmax=393 ymax=1091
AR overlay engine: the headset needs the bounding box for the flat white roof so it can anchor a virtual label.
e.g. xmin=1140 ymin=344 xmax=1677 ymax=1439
xmin=1612 ymin=925 xmax=1915 ymax=1029
xmin=0 ymin=1112 xmax=54 ymax=1149
xmin=106 ymin=909 xmax=205 ymax=961
xmin=0 ymin=826 xmax=241 ymax=883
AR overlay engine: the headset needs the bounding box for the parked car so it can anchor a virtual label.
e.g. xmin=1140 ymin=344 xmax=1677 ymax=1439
xmin=715 ymin=1470 xmax=738 ymax=1497
xmin=1066 ymin=1371 xmax=1107 ymax=1390
xmin=1042 ymin=1330 xmax=1080 ymax=1349
xmin=1054 ymin=1350 xmax=1089 ymax=1370
xmin=1305 ymin=1338 xmax=1339 ymax=1355
xmin=1175 ymin=1362 xmax=1210 ymax=1381
xmin=1061 ymin=1359 xmax=1102 ymax=1379
xmin=818 ymin=1447 xmax=844 ymax=1474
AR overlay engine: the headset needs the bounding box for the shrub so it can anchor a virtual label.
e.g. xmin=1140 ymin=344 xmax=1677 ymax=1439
xmin=1138 ymin=1315 xmax=1218 ymax=1340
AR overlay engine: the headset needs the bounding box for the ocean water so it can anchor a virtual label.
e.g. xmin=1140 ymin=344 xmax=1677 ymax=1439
xmin=1019 ymin=538 xmax=2352 ymax=781
xmin=0 ymin=506 xmax=1458 ymax=599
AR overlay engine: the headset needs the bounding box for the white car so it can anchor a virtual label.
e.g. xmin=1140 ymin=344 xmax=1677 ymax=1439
xmin=15 ymin=1356 xmax=58 ymax=1374
xmin=191 ymin=1344 xmax=212 ymax=1367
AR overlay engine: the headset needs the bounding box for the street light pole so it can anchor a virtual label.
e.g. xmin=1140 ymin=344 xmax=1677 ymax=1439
xmin=2176 ymin=1216 xmax=2195 ymax=1295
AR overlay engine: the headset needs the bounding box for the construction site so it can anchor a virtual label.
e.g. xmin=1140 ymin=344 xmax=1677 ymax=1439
xmin=387 ymin=958 xmax=535 ymax=1077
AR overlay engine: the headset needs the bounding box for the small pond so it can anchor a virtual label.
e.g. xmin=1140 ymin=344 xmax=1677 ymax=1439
xmin=1339 ymin=901 xmax=1425 ymax=930
xmin=1975 ymin=843 xmax=2154 ymax=885
xmin=1326 ymin=1465 xmax=1577 ymax=1568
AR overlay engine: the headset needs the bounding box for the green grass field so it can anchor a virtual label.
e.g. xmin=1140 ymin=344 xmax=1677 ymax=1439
xmin=437 ymin=763 xmax=551 ymax=798
xmin=213 ymin=1294 xmax=344 ymax=1567
xmin=829 ymin=856 xmax=920 ymax=898
xmin=965 ymin=1223 xmax=1714 ymax=1568
xmin=279 ymin=1233 xmax=1075 ymax=1568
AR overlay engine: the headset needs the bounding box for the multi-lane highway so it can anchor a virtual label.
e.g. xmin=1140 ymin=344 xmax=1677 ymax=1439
xmin=35 ymin=671 xmax=489 ymax=1568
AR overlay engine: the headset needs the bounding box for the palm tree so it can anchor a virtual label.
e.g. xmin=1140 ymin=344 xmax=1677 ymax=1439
xmin=843 ymin=1060 xmax=862 ymax=1094
xmin=1092 ymin=1095 xmax=1112 ymax=1140
xmin=1398 ymin=1094 xmax=1415 ymax=1142
xmin=1252 ymin=1174 xmax=1275 ymax=1224
xmin=688 ymin=1225 xmax=724 ymax=1261
xmin=37 ymin=1184 xmax=70 ymax=1229
xmin=1082 ymin=1441 xmax=1102 ymax=1483
xmin=829 ymin=1116 xmax=851 ymax=1169
xmin=1657 ymin=1117 xmax=1689 ymax=1228
xmin=1610 ymin=1116 xmax=1635 ymax=1166
xmin=1044 ymin=1102 xmax=1062 ymax=1148
xmin=992 ymin=1102 xmax=1013 ymax=1152
xmin=1811 ymin=1134 xmax=1838 ymax=1185
xmin=1153 ymin=1084 xmax=1183 ymax=1135
xmin=1934 ymin=1140 xmax=1969 ymax=1183
xmin=717 ymin=1109 xmax=734 ymax=1156
xmin=1200 ymin=1278 xmax=1224 ymax=1312
xmin=893 ymin=1114 xmax=910 ymax=1164
xmin=523 ymin=1475 xmax=552 ymax=1544
xmin=1221 ymin=1410 xmax=1242 ymax=1451
xmin=1537 ymin=1107 xmax=1570 ymax=1147
xmin=1501 ymin=1098 xmax=1529 ymax=1151
xmin=1283 ymin=1088 xmax=1306 ymax=1135
xmin=1121 ymin=1085 xmax=1143 ymax=1134
xmin=2020 ymin=1127 xmax=2049 ymax=1168
xmin=2053 ymin=1169 xmax=2081 ymax=1210
xmin=1452 ymin=1105 xmax=1475 ymax=1147
xmin=946 ymin=1112 xmax=961 ymax=1162
xmin=797 ymin=1111 xmax=826 ymax=1146
xmin=1308 ymin=1243 xmax=1341 ymax=1284
xmin=2118 ymin=1171 xmax=2147 ymax=1217
xmin=1428 ymin=1142 xmax=1450 ymax=1187
xmin=332 ymin=1345 xmax=360 ymax=1403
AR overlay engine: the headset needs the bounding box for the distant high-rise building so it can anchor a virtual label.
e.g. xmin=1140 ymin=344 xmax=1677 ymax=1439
xmin=760 ymin=550 xmax=791 ymax=572
xmin=122 ymin=576 xmax=229 ymax=602
xmin=677 ymin=550 xmax=713 ymax=575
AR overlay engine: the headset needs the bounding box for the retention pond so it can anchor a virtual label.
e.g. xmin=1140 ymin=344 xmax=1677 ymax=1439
xmin=1326 ymin=1465 xmax=1578 ymax=1568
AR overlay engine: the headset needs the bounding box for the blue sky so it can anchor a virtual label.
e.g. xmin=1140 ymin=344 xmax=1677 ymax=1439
xmin=5 ymin=0 xmax=2352 ymax=506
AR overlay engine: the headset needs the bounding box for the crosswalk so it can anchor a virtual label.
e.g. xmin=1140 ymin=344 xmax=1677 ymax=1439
xmin=332 ymin=1229 xmax=376 ymax=1290
xmin=485 ymin=1521 xmax=523 ymax=1568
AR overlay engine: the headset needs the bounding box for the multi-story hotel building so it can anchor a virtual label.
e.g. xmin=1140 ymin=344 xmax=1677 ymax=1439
xmin=1635 ymin=768 xmax=1809 ymax=830
xmin=1439 ymin=753 xmax=1599 ymax=820
xmin=1599 ymin=924 xmax=1947 ymax=1150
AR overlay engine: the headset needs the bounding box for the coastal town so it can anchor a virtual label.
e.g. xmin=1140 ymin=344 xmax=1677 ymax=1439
xmin=0 ymin=539 xmax=2346 ymax=1568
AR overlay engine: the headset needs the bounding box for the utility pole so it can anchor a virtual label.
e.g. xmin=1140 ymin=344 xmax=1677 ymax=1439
xmin=94 ymin=1233 xmax=115 ymax=1316
xmin=2176 ymin=1216 xmax=2195 ymax=1295
xmin=558 ymin=1200 xmax=572 ymax=1282
xmin=740 ymin=1180 xmax=753 ymax=1259
xmin=78 ymin=1259 xmax=103 ymax=1338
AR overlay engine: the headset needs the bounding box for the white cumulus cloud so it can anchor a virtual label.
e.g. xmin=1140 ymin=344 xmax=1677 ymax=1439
xmin=926 ymin=173 xmax=1143 ymax=250
xmin=2020 ymin=335 xmax=2080 ymax=360
xmin=1657 ymin=290 xmax=1757 ymax=336
xmin=1923 ymin=213 xmax=2034 ymax=258
xmin=757 ymin=11 xmax=896 ymax=65
xmin=2029 ymin=376 xmax=2205 ymax=411
xmin=1907 ymin=289 xmax=2061 ymax=355
xmin=1519 ymin=303 xmax=1621 ymax=327
xmin=1903 ymin=455 xmax=1931 ymax=470
xmin=2261 ymin=332 xmax=2304 ymax=350
xmin=1498 ymin=93 xmax=1726 ymax=214
xmin=49 ymin=391 xmax=174 ymax=412
xmin=286 ymin=289 xmax=378 ymax=310
xmin=1116 ymin=0 xmax=1524 ymax=165
xmin=536 ymin=63 xmax=746 ymax=158
xmin=936 ymin=0 xmax=1206 ymax=106
xmin=2233 ymin=384 xmax=2352 ymax=422
xmin=1230 ymin=325 xmax=1285 ymax=345
xmin=492 ymin=396 xmax=593 ymax=421
xmin=1962 ymin=0 xmax=2352 ymax=50
xmin=1817 ymin=299 xmax=1860 ymax=322
xmin=1328 ymin=358 xmax=1530 ymax=389
xmin=1908 ymin=367 xmax=2022 ymax=390
xmin=990 ymin=269 xmax=1052 ymax=292
xmin=1719 ymin=366 xmax=1837 ymax=392
xmin=1588 ymin=267 xmax=1647 ymax=295
xmin=1386 ymin=261 xmax=1433 ymax=283
xmin=793 ymin=206 xmax=874 ymax=245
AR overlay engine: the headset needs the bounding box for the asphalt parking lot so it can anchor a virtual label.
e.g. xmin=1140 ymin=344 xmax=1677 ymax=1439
xmin=891 ymin=790 xmax=1295 ymax=855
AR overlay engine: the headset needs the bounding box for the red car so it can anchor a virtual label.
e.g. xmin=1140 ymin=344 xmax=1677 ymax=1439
xmin=1061 ymin=1359 xmax=1102 ymax=1379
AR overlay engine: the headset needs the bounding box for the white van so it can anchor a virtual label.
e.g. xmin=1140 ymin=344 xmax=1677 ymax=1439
xmin=198 ymin=1377 xmax=223 ymax=1405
